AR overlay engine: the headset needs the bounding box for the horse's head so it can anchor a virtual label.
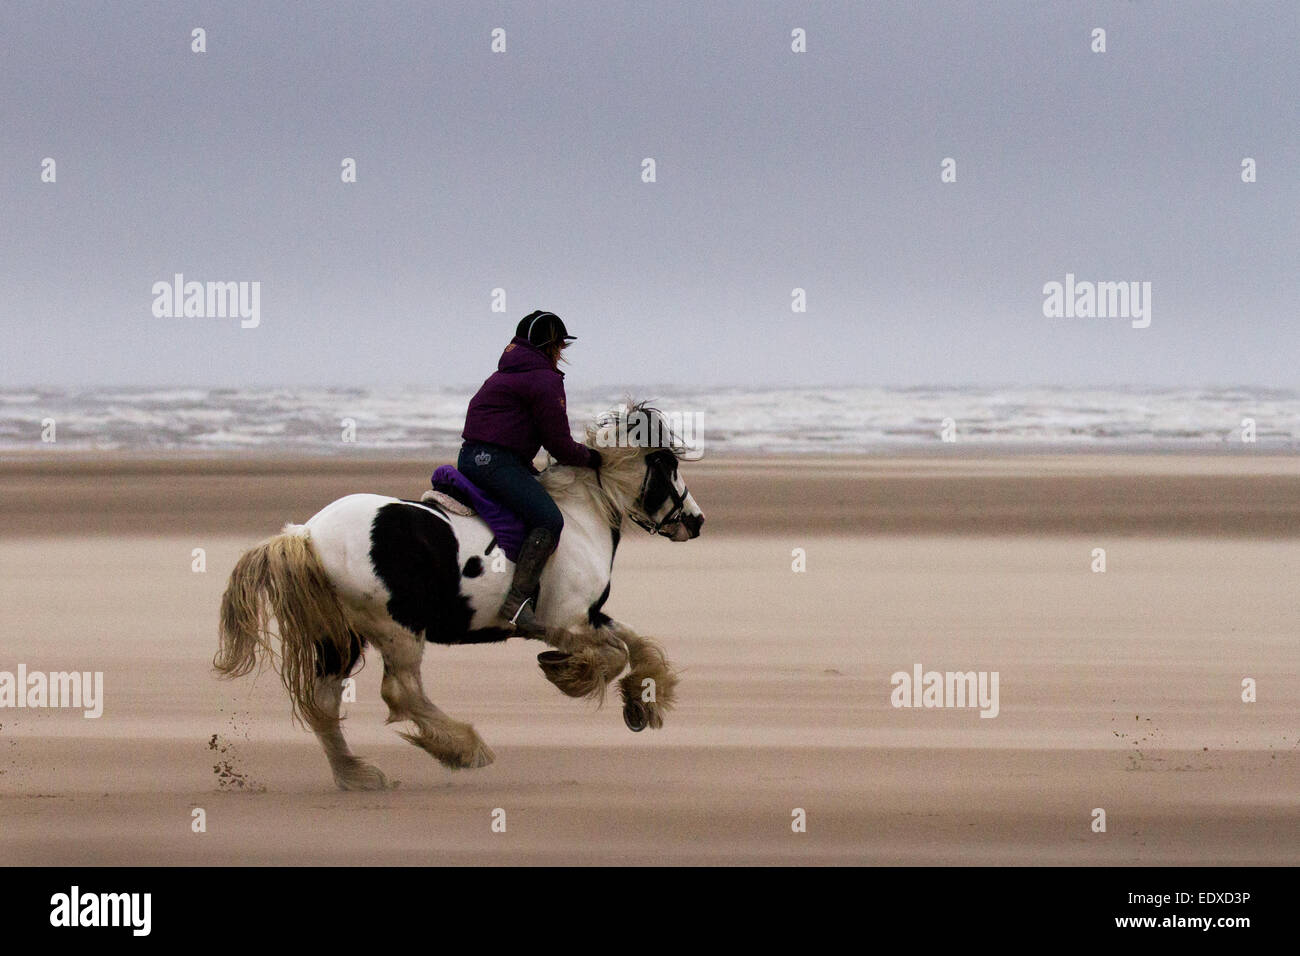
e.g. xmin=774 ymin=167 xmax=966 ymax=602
xmin=590 ymin=403 xmax=704 ymax=541
xmin=631 ymin=446 xmax=704 ymax=541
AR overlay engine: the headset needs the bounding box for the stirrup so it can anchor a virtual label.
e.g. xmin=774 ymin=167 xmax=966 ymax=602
xmin=507 ymin=598 xmax=546 ymax=637
xmin=508 ymin=597 xmax=532 ymax=626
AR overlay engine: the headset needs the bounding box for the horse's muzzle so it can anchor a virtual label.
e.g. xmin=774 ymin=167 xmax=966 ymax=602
xmin=677 ymin=512 xmax=704 ymax=539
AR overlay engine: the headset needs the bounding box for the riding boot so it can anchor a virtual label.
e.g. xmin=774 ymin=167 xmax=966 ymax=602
xmin=498 ymin=527 xmax=558 ymax=637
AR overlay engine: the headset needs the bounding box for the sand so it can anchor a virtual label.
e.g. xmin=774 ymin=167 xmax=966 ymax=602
xmin=1 ymin=454 xmax=1297 ymax=864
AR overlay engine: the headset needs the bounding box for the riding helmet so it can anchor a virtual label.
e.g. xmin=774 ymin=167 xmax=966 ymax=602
xmin=516 ymin=310 xmax=576 ymax=348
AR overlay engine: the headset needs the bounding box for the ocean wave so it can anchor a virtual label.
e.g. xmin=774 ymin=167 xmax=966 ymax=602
xmin=2 ymin=386 xmax=1298 ymax=454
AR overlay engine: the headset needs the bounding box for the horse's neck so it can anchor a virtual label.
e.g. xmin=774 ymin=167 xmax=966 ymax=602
xmin=543 ymin=463 xmax=630 ymax=525
xmin=551 ymin=479 xmax=621 ymax=583
xmin=547 ymin=466 xmax=626 ymax=560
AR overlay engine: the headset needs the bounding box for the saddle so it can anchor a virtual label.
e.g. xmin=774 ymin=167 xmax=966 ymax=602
xmin=421 ymin=465 xmax=526 ymax=562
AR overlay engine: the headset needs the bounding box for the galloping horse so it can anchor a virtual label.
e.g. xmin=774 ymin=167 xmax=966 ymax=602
xmin=214 ymin=403 xmax=704 ymax=790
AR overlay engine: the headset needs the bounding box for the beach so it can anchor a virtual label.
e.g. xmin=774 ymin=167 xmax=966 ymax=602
xmin=1 ymin=453 xmax=1298 ymax=864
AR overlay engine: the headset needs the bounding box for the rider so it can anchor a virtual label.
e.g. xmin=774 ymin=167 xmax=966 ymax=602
xmin=459 ymin=310 xmax=602 ymax=636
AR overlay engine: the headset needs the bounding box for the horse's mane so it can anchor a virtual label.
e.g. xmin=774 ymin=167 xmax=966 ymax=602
xmin=538 ymin=400 xmax=684 ymax=528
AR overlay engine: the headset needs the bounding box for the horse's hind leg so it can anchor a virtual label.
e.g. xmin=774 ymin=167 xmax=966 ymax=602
xmin=373 ymin=625 xmax=494 ymax=770
xmin=306 ymin=675 xmax=390 ymax=791
xmin=307 ymin=633 xmax=389 ymax=791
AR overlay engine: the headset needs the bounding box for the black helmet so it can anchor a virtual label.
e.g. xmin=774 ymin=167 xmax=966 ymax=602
xmin=516 ymin=310 xmax=576 ymax=348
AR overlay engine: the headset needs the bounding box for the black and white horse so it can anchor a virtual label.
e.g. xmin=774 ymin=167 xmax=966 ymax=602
xmin=215 ymin=403 xmax=704 ymax=790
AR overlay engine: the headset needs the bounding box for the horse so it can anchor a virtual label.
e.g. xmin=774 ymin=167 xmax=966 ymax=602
xmin=213 ymin=403 xmax=704 ymax=790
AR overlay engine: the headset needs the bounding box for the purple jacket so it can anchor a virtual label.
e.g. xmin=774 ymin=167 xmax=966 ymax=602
xmin=462 ymin=336 xmax=597 ymax=469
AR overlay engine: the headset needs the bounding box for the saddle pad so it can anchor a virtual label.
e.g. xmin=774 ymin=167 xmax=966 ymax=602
xmin=420 ymin=489 xmax=475 ymax=516
xmin=429 ymin=465 xmax=526 ymax=562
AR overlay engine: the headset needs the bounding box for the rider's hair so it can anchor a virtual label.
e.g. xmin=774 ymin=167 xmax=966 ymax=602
xmin=544 ymin=339 xmax=569 ymax=370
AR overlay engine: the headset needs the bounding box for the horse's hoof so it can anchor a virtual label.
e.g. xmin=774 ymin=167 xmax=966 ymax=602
xmin=537 ymin=650 xmax=570 ymax=680
xmin=623 ymin=699 xmax=648 ymax=732
xmin=454 ymin=727 xmax=496 ymax=770
xmin=334 ymin=761 xmax=390 ymax=791
xmin=467 ymin=741 xmax=496 ymax=769
xmin=431 ymin=740 xmax=495 ymax=770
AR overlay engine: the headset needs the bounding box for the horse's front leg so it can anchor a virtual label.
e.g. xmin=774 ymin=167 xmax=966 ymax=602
xmin=601 ymin=620 xmax=678 ymax=733
xmin=534 ymin=621 xmax=632 ymax=703
xmin=541 ymin=619 xmax=631 ymax=657
xmin=537 ymin=619 xmax=678 ymax=732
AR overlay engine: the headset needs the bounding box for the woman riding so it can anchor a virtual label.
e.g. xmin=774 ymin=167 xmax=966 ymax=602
xmin=459 ymin=310 xmax=602 ymax=636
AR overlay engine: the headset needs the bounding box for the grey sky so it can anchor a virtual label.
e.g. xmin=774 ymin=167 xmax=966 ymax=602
xmin=2 ymin=1 xmax=1297 ymax=389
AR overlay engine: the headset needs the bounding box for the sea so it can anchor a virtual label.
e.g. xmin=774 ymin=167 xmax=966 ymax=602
xmin=2 ymin=386 xmax=1298 ymax=456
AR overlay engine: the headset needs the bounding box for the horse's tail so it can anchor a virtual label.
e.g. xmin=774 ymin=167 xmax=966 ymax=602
xmin=214 ymin=523 xmax=354 ymax=726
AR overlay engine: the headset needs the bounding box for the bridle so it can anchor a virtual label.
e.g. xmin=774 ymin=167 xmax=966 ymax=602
xmin=629 ymin=450 xmax=688 ymax=535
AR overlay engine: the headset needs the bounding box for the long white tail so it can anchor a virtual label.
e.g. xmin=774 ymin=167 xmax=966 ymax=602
xmin=214 ymin=526 xmax=355 ymax=725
